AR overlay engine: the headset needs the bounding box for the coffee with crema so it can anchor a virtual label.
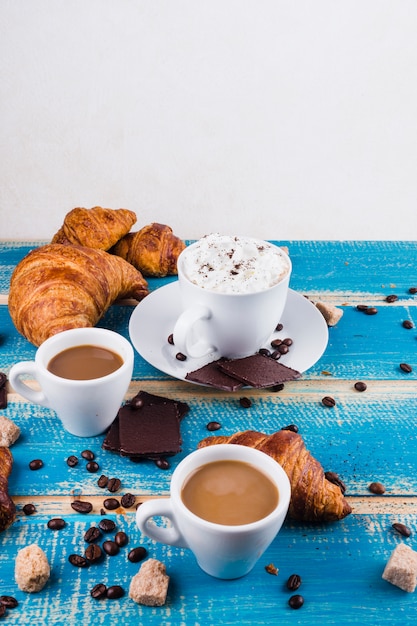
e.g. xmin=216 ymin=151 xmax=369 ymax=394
xmin=181 ymin=459 xmax=279 ymax=525
xmin=47 ymin=344 xmax=123 ymax=380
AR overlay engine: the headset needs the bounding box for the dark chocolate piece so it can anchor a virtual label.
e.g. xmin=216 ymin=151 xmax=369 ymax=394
xmin=217 ymin=354 xmax=301 ymax=388
xmin=118 ymin=403 xmax=182 ymax=457
xmin=128 ymin=390 xmax=189 ymax=420
xmin=185 ymin=358 xmax=244 ymax=391
xmin=102 ymin=417 xmax=120 ymax=452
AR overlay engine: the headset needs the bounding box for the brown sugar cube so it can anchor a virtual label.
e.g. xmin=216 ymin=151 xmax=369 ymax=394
xmin=15 ymin=544 xmax=50 ymax=592
xmin=382 ymin=543 xmax=417 ymax=592
xmin=315 ymin=301 xmax=344 ymax=327
xmin=129 ymin=558 xmax=169 ymax=606
xmin=0 ymin=415 xmax=21 ymax=447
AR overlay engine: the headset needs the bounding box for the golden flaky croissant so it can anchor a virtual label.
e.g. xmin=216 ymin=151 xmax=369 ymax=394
xmin=8 ymin=243 xmax=149 ymax=346
xmin=0 ymin=447 xmax=15 ymax=533
xmin=51 ymin=206 xmax=137 ymax=250
xmin=111 ymin=222 xmax=186 ymax=277
xmin=198 ymin=430 xmax=352 ymax=523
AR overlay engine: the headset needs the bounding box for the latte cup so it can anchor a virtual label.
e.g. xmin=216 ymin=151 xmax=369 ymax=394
xmin=8 ymin=327 xmax=134 ymax=437
xmin=172 ymin=236 xmax=292 ymax=359
xmin=136 ymin=444 xmax=291 ymax=579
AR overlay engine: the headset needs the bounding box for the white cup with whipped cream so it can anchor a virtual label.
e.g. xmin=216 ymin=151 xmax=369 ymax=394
xmin=173 ymin=234 xmax=292 ymax=359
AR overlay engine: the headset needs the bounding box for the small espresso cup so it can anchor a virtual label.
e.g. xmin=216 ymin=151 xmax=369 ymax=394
xmin=136 ymin=444 xmax=291 ymax=579
xmin=172 ymin=235 xmax=292 ymax=359
xmin=9 ymin=327 xmax=134 ymax=437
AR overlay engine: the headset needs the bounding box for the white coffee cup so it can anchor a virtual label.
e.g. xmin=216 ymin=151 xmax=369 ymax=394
xmin=173 ymin=235 xmax=292 ymax=359
xmin=136 ymin=444 xmax=291 ymax=579
xmin=9 ymin=327 xmax=134 ymax=437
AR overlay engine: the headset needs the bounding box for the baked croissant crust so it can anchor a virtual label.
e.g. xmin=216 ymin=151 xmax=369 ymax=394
xmin=198 ymin=430 xmax=352 ymax=523
xmin=8 ymin=243 xmax=149 ymax=346
xmin=111 ymin=223 xmax=186 ymax=277
xmin=0 ymin=447 xmax=16 ymax=533
xmin=51 ymin=206 xmax=137 ymax=250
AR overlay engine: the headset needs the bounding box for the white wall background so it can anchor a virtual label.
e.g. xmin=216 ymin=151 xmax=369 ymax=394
xmin=1 ymin=0 xmax=417 ymax=241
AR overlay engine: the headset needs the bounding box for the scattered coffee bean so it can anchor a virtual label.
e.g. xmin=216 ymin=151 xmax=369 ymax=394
xmin=121 ymin=493 xmax=136 ymax=508
xmin=322 ymin=396 xmax=336 ymax=408
xmin=155 ymin=458 xmax=170 ymax=470
xmin=271 ymin=383 xmax=285 ymax=393
xmin=270 ymin=338 xmax=282 ymax=349
xmin=402 ymin=320 xmax=414 ymax=329
xmin=98 ymin=518 xmax=116 ymax=533
xmin=0 ymin=387 xmax=6 ymax=410
xmin=128 ymin=396 xmax=144 ymax=409
xmin=103 ymin=498 xmax=120 ymax=511
xmin=47 ymin=518 xmax=66 ymax=530
xmin=275 ymin=323 xmax=284 ymax=331
xmin=409 ymin=287 xmax=417 ymax=294
xmin=282 ymin=337 xmax=293 ymax=346
xmin=281 ymin=424 xmax=299 ymax=433
xmin=106 ymin=585 xmax=125 ymax=599
xmin=239 ymin=397 xmax=252 ymax=408
xmin=115 ymin=531 xmax=129 ymax=547
xmin=325 ymin=471 xmax=347 ymax=494
xmin=207 ymin=421 xmax=222 ymax=431
xmin=90 ymin=583 xmax=107 ymax=599
xmin=286 ymin=574 xmax=302 ymax=591
xmin=365 ymin=307 xmax=378 ymax=315
xmin=176 ymin=352 xmax=187 ymax=361
xmin=259 ymin=348 xmax=271 ymax=357
xmin=66 ymin=455 xmax=79 ymax=467
xmin=22 ymin=503 xmax=36 ymax=516
xmin=86 ymin=461 xmax=100 ymax=473
xmin=81 ymin=450 xmax=95 ymax=461
xmin=369 ymin=481 xmax=386 ymax=494
xmin=71 ymin=500 xmax=93 ymax=514
xmin=128 ymin=546 xmax=148 ymax=563
xmin=392 ymin=522 xmax=412 ymax=538
xmin=84 ymin=526 xmax=102 ymax=543
xmin=167 ymin=334 xmax=174 ymax=345
xmin=385 ymin=294 xmax=398 ymax=303
xmin=29 ymin=459 xmax=44 ymax=470
xmin=103 ymin=540 xmax=120 ymax=556
xmin=354 ymin=381 xmax=367 ymax=392
xmin=270 ymin=350 xmax=281 ymax=360
xmin=0 ymin=596 xmax=18 ymax=609
xmin=68 ymin=554 xmax=89 ymax=568
xmin=107 ymin=477 xmax=121 ymax=493
xmin=356 ymin=304 xmax=369 ymax=311
xmin=277 ymin=343 xmax=289 ymax=355
xmin=400 ymin=362 xmax=413 ymax=373
xmin=85 ymin=543 xmax=103 ymax=563
xmin=288 ymin=594 xmax=304 ymax=609
xmin=97 ymin=474 xmax=108 ymax=488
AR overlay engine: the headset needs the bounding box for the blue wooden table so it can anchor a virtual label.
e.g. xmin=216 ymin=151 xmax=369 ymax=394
xmin=1 ymin=240 xmax=417 ymax=625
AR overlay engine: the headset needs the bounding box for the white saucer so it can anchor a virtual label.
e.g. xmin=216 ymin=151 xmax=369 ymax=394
xmin=129 ymin=282 xmax=329 ymax=385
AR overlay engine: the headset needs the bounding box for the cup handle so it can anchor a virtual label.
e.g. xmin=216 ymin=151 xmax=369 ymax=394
xmin=9 ymin=362 xmax=49 ymax=407
xmin=173 ymin=305 xmax=215 ymax=358
xmin=136 ymin=498 xmax=189 ymax=549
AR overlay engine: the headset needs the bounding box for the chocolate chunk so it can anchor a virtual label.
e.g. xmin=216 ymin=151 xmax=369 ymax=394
xmin=102 ymin=417 xmax=120 ymax=452
xmin=217 ymin=354 xmax=301 ymax=388
xmin=185 ymin=358 xmax=244 ymax=391
xmin=119 ymin=403 xmax=182 ymax=458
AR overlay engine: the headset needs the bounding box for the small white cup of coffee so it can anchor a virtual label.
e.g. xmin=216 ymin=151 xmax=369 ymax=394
xmin=9 ymin=327 xmax=133 ymax=437
xmin=136 ymin=443 xmax=291 ymax=579
xmin=173 ymin=234 xmax=292 ymax=359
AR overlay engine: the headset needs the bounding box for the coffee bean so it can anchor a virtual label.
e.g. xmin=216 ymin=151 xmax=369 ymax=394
xmin=85 ymin=543 xmax=103 ymax=563
xmin=281 ymin=424 xmax=298 ymax=433
xmin=167 ymin=334 xmax=174 ymax=345
xmin=322 ymin=396 xmax=336 ymax=408
xmin=0 ymin=596 xmax=18 ymax=609
xmin=288 ymin=594 xmax=304 ymax=609
xmin=47 ymin=518 xmax=66 ymax=530
xmin=354 ymin=381 xmax=367 ymax=392
xmin=365 ymin=307 xmax=378 ymax=315
xmin=128 ymin=396 xmax=144 ymax=409
xmin=286 ymin=574 xmax=302 ymax=591
xmin=81 ymin=450 xmax=95 ymax=461
xmin=369 ymin=481 xmax=386 ymax=494
xmin=103 ymin=498 xmax=120 ymax=510
xmin=114 ymin=531 xmax=129 ymax=547
xmin=90 ymin=583 xmax=107 ymax=599
xmin=400 ymin=363 xmax=413 ymax=373
xmin=409 ymin=287 xmax=417 ymax=294
xmin=270 ymin=338 xmax=282 ymax=349
xmin=259 ymin=348 xmax=271 ymax=357
xmin=121 ymin=493 xmax=136 ymax=508
xmin=155 ymin=458 xmax=170 ymax=470
xmin=29 ymin=459 xmax=44 ymax=470
xmin=128 ymin=546 xmax=148 ymax=563
xmin=97 ymin=474 xmax=108 ymax=488
xmin=86 ymin=461 xmax=99 ymax=473
xmin=0 ymin=387 xmax=6 ymax=410
xmin=84 ymin=526 xmax=102 ymax=543
xmin=176 ymin=352 xmax=187 ymax=361
xmin=402 ymin=320 xmax=414 ymax=329
xmin=103 ymin=540 xmax=120 ymax=556
xmin=66 ymin=455 xmax=79 ymax=467
xmin=71 ymin=500 xmax=93 ymax=514
xmin=22 ymin=503 xmax=36 ymax=516
xmin=325 ymin=471 xmax=347 ymax=494
xmin=207 ymin=421 xmax=222 ymax=431
xmin=107 ymin=477 xmax=121 ymax=493
xmin=392 ymin=522 xmax=412 ymax=538
xmin=270 ymin=350 xmax=281 ymax=360
xmin=275 ymin=323 xmax=284 ymax=331
xmin=385 ymin=294 xmax=398 ymax=303
xmin=282 ymin=337 xmax=293 ymax=346
xmin=277 ymin=343 xmax=289 ymax=355
xmin=239 ymin=397 xmax=252 ymax=408
xmin=68 ymin=554 xmax=89 ymax=568
xmin=356 ymin=304 xmax=369 ymax=311
xmin=106 ymin=585 xmax=125 ymax=599
xmin=271 ymin=383 xmax=285 ymax=393
xmin=98 ymin=518 xmax=116 ymax=533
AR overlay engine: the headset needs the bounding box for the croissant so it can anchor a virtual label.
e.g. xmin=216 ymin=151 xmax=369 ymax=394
xmin=8 ymin=243 xmax=149 ymax=346
xmin=111 ymin=223 xmax=186 ymax=277
xmin=51 ymin=206 xmax=137 ymax=250
xmin=198 ymin=430 xmax=352 ymax=523
xmin=0 ymin=447 xmax=15 ymax=532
